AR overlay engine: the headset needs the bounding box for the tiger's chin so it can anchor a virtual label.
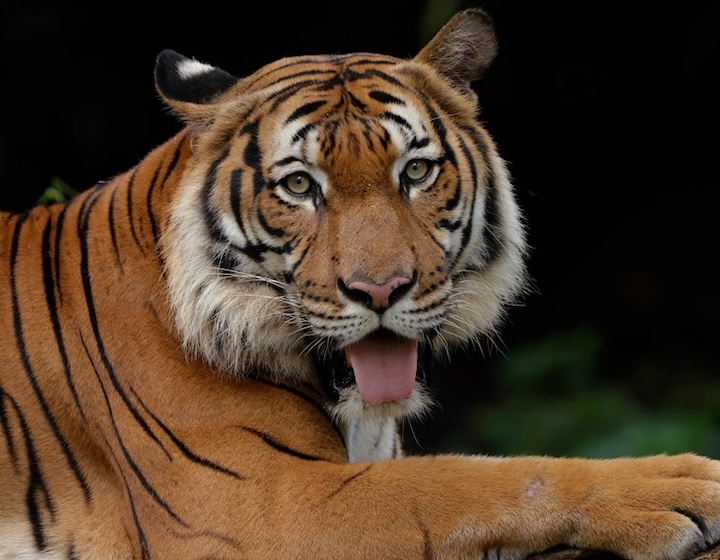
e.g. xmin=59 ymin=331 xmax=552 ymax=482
xmin=329 ymin=385 xmax=436 ymax=425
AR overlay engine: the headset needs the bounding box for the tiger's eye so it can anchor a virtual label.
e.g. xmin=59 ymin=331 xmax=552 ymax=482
xmin=404 ymin=159 xmax=431 ymax=181
xmin=282 ymin=172 xmax=313 ymax=195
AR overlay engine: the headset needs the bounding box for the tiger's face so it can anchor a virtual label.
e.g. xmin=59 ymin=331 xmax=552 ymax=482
xmin=158 ymin=12 xmax=527 ymax=423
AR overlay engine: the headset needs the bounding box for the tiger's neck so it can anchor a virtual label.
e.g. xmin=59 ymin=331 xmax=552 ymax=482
xmin=2 ymin=130 xmax=193 ymax=348
xmin=92 ymin=130 xmax=193 ymax=273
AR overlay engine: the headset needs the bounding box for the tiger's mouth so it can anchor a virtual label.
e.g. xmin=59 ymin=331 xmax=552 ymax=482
xmin=316 ymin=328 xmax=429 ymax=405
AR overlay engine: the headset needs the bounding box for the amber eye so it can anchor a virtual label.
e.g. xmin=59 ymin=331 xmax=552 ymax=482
xmin=403 ymin=159 xmax=432 ymax=182
xmin=281 ymin=172 xmax=314 ymax=196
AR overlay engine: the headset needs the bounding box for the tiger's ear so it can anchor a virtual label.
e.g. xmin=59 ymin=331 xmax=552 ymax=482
xmin=414 ymin=8 xmax=498 ymax=90
xmin=154 ymin=49 xmax=238 ymax=122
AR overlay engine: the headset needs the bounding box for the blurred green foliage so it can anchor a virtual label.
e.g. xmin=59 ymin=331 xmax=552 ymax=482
xmin=36 ymin=177 xmax=78 ymax=205
xmin=435 ymin=326 xmax=720 ymax=458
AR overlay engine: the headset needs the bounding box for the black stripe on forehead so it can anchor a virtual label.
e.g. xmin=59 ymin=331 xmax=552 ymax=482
xmin=378 ymin=110 xmax=432 ymax=151
xmin=285 ymin=100 xmax=327 ymax=125
xmin=245 ymin=54 xmax=397 ymax=91
xmin=260 ymin=57 xmax=405 ymax=109
xmin=244 ymin=61 xmax=337 ymax=91
xmin=369 ymin=90 xmax=406 ymax=105
xmin=381 ymin=111 xmax=414 ymax=131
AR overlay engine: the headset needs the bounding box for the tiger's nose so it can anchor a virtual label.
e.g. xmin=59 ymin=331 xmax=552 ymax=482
xmin=340 ymin=275 xmax=414 ymax=311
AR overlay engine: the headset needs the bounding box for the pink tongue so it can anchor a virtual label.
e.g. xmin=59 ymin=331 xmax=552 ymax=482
xmin=346 ymin=332 xmax=418 ymax=405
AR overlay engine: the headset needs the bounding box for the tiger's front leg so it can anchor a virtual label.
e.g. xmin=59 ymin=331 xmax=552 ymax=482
xmin=135 ymin=424 xmax=720 ymax=560
xmin=262 ymin=453 xmax=720 ymax=560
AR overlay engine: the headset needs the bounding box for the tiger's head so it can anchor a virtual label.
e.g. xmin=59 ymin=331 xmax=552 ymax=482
xmin=157 ymin=9 xmax=528 ymax=424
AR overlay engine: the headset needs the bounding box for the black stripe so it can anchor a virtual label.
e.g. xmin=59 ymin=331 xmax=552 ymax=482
xmin=285 ymin=100 xmax=326 ymax=124
xmin=290 ymin=242 xmax=312 ymax=276
xmin=369 ymin=90 xmax=405 ymax=105
xmin=270 ymin=156 xmax=303 ymax=169
xmin=202 ymin=148 xmax=232 ymax=245
xmin=229 ymin=168 xmax=250 ymax=246
xmin=291 ymin=122 xmax=317 ymax=144
xmin=108 ymin=187 xmax=124 ymax=273
xmin=345 ymin=56 xmax=397 ymax=68
xmin=53 ymin=207 xmax=66 ymax=303
xmin=381 ymin=111 xmax=413 ymax=132
xmin=425 ymin=103 xmax=452 ymax=156
xmin=77 ymin=191 xmax=172 ymax=456
xmin=346 ymin=67 xmax=404 ymax=88
xmin=251 ymin=377 xmax=343 ymax=445
xmin=244 ymin=63 xmax=336 ymax=92
xmin=42 ymin=218 xmax=89 ymax=425
xmin=480 ymin=166 xmax=500 ymax=263
xmin=241 ymin=121 xmax=265 ymax=196
xmin=327 ymin=464 xmax=372 ymax=498
xmin=267 ymin=79 xmax=328 ymax=112
xmin=17 ymin=396 xmax=54 ymax=550
xmin=126 ymin=168 xmax=146 ymax=256
xmin=422 ymin=104 xmax=462 ymax=216
xmin=81 ymin=335 xmax=186 ymax=528
xmin=320 ymin=122 xmax=339 ymax=157
xmin=438 ymin=217 xmax=462 ymax=232
xmin=240 ymin=427 xmax=324 ymax=461
xmin=417 ymin=516 xmax=434 ymax=560
xmin=100 ymin=431 xmax=150 ymax=560
xmin=256 ymin=207 xmax=287 ymax=239
xmin=468 ymin=129 xmax=501 ymax=264
xmin=3 ymin=236 xmax=55 ymax=546
xmin=158 ymin=136 xmax=184 ymax=191
xmin=203 ymin=149 xmax=271 ymax=265
xmin=346 ymin=91 xmax=368 ymax=112
xmin=131 ymin=387 xmax=246 ymax=481
xmin=442 ymin=175 xmax=462 ymax=213
xmin=146 ymin=163 xmax=161 ymax=245
xmin=410 ymin=137 xmax=431 ymax=150
xmin=10 ymin=211 xmax=92 ymax=506
xmin=392 ymin=431 xmax=400 ymax=458
xmin=0 ymin=388 xmax=20 ymax=467
xmin=449 ymin=135 xmax=485 ymax=270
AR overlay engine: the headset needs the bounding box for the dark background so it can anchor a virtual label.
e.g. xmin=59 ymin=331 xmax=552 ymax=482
xmin=2 ymin=1 xmax=718 ymax=457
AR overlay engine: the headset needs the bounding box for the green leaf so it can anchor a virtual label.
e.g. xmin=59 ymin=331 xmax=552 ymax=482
xmin=36 ymin=177 xmax=79 ymax=205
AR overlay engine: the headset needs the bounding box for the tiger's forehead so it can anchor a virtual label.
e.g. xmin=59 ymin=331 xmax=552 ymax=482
xmin=244 ymin=53 xmax=439 ymax=169
xmin=241 ymin=53 xmax=408 ymax=94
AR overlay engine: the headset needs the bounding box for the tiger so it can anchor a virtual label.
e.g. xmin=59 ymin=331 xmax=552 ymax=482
xmin=1 ymin=7 xmax=719 ymax=560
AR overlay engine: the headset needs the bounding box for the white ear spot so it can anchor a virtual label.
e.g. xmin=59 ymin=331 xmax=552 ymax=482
xmin=177 ymin=59 xmax=217 ymax=80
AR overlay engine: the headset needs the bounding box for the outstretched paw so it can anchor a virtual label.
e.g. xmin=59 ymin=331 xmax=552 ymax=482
xmin=571 ymin=453 xmax=720 ymax=560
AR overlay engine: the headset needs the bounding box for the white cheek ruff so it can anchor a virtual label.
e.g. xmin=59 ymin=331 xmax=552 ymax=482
xmin=161 ymin=168 xmax=315 ymax=383
xmin=439 ymin=140 xmax=529 ymax=349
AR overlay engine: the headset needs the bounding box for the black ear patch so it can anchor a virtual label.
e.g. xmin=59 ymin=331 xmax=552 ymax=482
xmin=155 ymin=49 xmax=237 ymax=104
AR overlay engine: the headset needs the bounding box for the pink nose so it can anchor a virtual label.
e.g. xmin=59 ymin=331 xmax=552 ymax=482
xmin=345 ymin=276 xmax=413 ymax=311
